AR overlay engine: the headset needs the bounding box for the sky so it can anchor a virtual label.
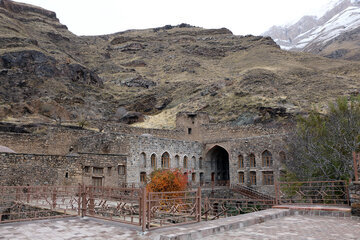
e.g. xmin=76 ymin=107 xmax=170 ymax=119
xmin=17 ymin=0 xmax=337 ymax=36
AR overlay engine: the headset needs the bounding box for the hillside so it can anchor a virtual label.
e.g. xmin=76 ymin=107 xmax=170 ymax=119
xmin=1 ymin=0 xmax=360 ymax=128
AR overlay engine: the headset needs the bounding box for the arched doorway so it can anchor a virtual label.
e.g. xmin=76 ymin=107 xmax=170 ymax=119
xmin=206 ymin=146 xmax=230 ymax=183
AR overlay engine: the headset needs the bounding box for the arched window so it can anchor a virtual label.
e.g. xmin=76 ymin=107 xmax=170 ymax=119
xmin=238 ymin=172 xmax=244 ymax=184
xmin=199 ymin=157 xmax=203 ymax=169
xmin=249 ymin=153 xmax=256 ymax=168
xmin=175 ymin=155 xmax=180 ymax=168
xmin=161 ymin=152 xmax=170 ymax=168
xmin=262 ymin=150 xmax=273 ymax=167
xmin=279 ymin=151 xmax=286 ymax=164
xmin=192 ymin=156 xmax=196 ymax=169
xmin=249 ymin=171 xmax=256 ymax=185
xmin=151 ymin=154 xmax=157 ymax=169
xmin=238 ymin=154 xmax=244 ymax=168
xmin=140 ymin=172 xmax=147 ymax=183
xmin=140 ymin=152 xmax=146 ymax=168
xmin=183 ymin=156 xmax=188 ymax=168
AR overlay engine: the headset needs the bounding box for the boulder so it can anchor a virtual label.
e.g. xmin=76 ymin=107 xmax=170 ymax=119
xmin=121 ymin=75 xmax=156 ymax=88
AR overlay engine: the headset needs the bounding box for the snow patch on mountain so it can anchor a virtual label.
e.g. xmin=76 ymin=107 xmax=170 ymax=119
xmin=294 ymin=6 xmax=360 ymax=49
xmin=263 ymin=0 xmax=360 ymax=51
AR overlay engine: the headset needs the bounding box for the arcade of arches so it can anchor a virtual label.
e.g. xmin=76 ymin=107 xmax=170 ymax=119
xmin=136 ymin=147 xmax=287 ymax=190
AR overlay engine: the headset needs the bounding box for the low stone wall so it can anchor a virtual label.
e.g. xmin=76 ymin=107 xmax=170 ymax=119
xmin=0 ymin=153 xmax=80 ymax=186
xmin=0 ymin=152 xmax=127 ymax=187
xmin=350 ymin=181 xmax=360 ymax=216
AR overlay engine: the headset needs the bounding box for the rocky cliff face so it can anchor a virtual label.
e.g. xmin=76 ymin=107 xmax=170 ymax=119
xmin=1 ymin=0 xmax=360 ymax=128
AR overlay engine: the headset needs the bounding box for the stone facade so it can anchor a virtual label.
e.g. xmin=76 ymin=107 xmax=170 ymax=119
xmin=350 ymin=181 xmax=360 ymax=216
xmin=0 ymin=152 xmax=126 ymax=187
xmin=0 ymin=112 xmax=289 ymax=195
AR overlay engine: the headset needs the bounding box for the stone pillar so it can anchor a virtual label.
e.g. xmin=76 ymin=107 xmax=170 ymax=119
xmin=349 ymin=181 xmax=360 ymax=216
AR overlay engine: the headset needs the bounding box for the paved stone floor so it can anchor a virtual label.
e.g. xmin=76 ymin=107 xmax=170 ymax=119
xmin=0 ymin=215 xmax=360 ymax=240
xmin=203 ymin=215 xmax=360 ymax=240
xmin=0 ymin=217 xmax=146 ymax=240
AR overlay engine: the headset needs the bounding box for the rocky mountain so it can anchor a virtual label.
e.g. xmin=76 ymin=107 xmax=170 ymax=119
xmin=263 ymin=0 xmax=360 ymax=61
xmin=1 ymin=0 xmax=360 ymax=128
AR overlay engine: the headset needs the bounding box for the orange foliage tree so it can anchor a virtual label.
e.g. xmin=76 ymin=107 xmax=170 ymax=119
xmin=146 ymin=169 xmax=188 ymax=192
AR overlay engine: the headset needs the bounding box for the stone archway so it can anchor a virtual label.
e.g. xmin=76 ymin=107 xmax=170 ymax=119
xmin=206 ymin=146 xmax=229 ymax=182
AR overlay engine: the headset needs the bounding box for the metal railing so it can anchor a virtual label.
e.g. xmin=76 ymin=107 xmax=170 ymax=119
xmin=0 ymin=185 xmax=81 ymax=223
xmin=143 ymin=188 xmax=201 ymax=230
xmin=202 ymin=197 xmax=274 ymax=220
xmin=83 ymin=186 xmax=143 ymax=225
xmin=1 ymin=180 xmax=350 ymax=229
xmin=275 ymin=180 xmax=349 ymax=205
xmin=230 ymin=184 xmax=275 ymax=201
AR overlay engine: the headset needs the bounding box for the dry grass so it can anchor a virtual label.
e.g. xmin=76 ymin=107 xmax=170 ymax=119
xmin=1 ymin=1 xmax=360 ymax=127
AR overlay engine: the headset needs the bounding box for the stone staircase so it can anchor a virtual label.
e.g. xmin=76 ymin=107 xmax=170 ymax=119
xmin=231 ymin=184 xmax=275 ymax=201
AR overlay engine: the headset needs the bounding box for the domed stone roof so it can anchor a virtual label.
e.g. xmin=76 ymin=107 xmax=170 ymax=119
xmin=0 ymin=145 xmax=16 ymax=153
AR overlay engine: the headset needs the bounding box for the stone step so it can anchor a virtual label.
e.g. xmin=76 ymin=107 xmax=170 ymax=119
xmin=147 ymin=209 xmax=291 ymax=240
xmin=272 ymin=204 xmax=352 ymax=217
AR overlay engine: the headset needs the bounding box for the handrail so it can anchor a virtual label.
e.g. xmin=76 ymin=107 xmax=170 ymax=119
xmin=230 ymin=184 xmax=274 ymax=201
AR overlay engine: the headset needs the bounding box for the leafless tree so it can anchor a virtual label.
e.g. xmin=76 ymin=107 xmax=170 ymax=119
xmin=286 ymin=97 xmax=360 ymax=181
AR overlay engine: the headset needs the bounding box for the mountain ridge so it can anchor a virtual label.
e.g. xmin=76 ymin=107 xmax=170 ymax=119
xmin=263 ymin=0 xmax=360 ymax=61
xmin=1 ymin=0 xmax=360 ymax=129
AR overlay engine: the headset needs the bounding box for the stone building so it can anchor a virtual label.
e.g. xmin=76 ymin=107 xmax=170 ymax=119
xmin=0 ymin=112 xmax=289 ymax=195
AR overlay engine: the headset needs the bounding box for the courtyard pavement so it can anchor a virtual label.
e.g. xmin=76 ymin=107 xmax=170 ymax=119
xmin=202 ymin=215 xmax=360 ymax=240
xmin=0 ymin=214 xmax=359 ymax=239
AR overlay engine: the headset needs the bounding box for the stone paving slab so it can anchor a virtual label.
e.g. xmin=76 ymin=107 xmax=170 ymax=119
xmin=1 ymin=208 xmax=360 ymax=240
xmin=153 ymin=209 xmax=291 ymax=240
xmin=0 ymin=217 xmax=146 ymax=240
xmin=201 ymin=215 xmax=360 ymax=240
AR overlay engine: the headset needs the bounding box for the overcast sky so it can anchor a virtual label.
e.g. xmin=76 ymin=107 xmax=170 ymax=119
xmin=17 ymin=0 xmax=336 ymax=36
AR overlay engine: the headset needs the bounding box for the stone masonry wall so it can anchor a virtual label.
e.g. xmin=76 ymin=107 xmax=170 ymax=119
xmin=0 ymin=153 xmax=80 ymax=186
xmin=204 ymin=134 xmax=288 ymax=196
xmin=0 ymin=126 xmax=91 ymax=155
xmin=0 ymin=153 xmax=127 ymax=187
xmin=127 ymin=135 xmax=203 ymax=183
xmin=350 ymin=181 xmax=360 ymax=216
xmin=80 ymin=153 xmax=127 ymax=187
xmin=73 ymin=132 xmax=130 ymax=155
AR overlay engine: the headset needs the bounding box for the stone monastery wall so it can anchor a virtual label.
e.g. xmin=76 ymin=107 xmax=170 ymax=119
xmin=127 ymin=135 xmax=203 ymax=183
xmin=0 ymin=126 xmax=89 ymax=155
xmin=0 ymin=152 xmax=127 ymax=187
xmin=0 ymin=112 xmax=291 ymax=196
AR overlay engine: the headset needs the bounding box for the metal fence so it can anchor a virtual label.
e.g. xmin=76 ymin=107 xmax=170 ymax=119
xmin=83 ymin=186 xmax=143 ymax=225
xmin=275 ymin=180 xmax=349 ymax=205
xmin=0 ymin=185 xmax=81 ymax=223
xmin=1 ymin=180 xmax=350 ymax=229
xmin=202 ymin=197 xmax=274 ymax=220
xmin=144 ymin=188 xmax=201 ymax=230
